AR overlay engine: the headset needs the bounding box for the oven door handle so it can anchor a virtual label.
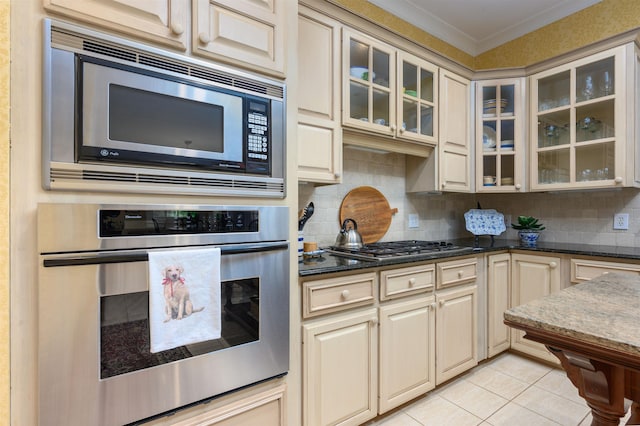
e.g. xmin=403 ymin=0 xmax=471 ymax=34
xmin=42 ymin=242 xmax=289 ymax=267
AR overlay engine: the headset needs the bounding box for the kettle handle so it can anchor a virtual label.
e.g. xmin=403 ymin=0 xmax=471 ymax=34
xmin=342 ymin=218 xmax=358 ymax=230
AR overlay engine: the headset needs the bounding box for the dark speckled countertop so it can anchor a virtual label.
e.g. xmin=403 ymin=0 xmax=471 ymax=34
xmin=298 ymin=238 xmax=640 ymax=277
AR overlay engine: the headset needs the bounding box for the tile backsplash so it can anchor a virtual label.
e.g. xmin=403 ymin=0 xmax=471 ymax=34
xmin=299 ymin=147 xmax=640 ymax=248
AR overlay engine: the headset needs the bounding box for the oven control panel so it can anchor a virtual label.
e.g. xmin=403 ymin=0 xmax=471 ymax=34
xmin=99 ymin=209 xmax=260 ymax=237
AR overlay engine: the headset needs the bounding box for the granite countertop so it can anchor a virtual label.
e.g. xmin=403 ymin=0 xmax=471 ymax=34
xmin=504 ymin=272 xmax=640 ymax=357
xmin=299 ymin=237 xmax=640 ymax=277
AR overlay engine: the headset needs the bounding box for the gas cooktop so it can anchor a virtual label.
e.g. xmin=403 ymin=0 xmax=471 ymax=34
xmin=325 ymin=240 xmax=474 ymax=262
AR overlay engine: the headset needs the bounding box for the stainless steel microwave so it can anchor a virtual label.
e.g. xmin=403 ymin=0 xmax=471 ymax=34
xmin=43 ymin=19 xmax=286 ymax=198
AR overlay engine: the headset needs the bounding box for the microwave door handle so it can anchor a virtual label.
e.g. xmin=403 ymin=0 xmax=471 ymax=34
xmin=42 ymin=242 xmax=289 ymax=267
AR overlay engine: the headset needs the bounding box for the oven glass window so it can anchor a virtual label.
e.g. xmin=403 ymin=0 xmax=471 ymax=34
xmin=108 ymin=84 xmax=224 ymax=152
xmin=100 ymin=278 xmax=259 ymax=379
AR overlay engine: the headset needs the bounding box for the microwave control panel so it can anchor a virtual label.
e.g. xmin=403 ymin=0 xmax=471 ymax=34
xmin=246 ymin=99 xmax=270 ymax=174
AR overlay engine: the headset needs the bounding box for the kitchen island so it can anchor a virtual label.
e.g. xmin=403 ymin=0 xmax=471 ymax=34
xmin=504 ymin=272 xmax=640 ymax=426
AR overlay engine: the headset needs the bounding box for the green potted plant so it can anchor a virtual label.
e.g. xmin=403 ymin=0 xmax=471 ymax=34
xmin=511 ymin=215 xmax=545 ymax=246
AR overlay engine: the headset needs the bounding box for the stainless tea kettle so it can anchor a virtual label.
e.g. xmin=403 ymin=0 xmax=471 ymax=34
xmin=335 ymin=218 xmax=364 ymax=249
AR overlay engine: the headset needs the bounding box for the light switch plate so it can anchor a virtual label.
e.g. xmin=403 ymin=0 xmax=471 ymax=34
xmin=614 ymin=213 xmax=629 ymax=230
xmin=408 ymin=214 xmax=419 ymax=229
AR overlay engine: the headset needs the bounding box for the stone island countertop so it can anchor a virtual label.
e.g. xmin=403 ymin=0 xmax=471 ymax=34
xmin=504 ymin=272 xmax=640 ymax=358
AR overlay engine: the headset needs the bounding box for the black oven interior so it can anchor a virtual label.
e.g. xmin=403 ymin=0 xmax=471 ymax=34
xmin=100 ymin=277 xmax=260 ymax=379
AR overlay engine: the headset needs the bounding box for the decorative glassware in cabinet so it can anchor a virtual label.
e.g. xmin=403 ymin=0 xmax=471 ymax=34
xmin=401 ymin=61 xmax=434 ymax=137
xmin=348 ymin=38 xmax=371 ymax=123
xmin=576 ymin=57 xmax=614 ymax=102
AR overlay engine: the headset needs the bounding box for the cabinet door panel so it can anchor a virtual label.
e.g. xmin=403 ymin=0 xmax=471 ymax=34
xmin=488 ymin=253 xmax=511 ymax=357
xmin=436 ymin=285 xmax=477 ymax=384
xmin=379 ymin=296 xmax=435 ymax=413
xmin=44 ymin=0 xmax=187 ymax=49
xmin=303 ymin=309 xmax=377 ymax=426
xmin=194 ymin=0 xmax=285 ymax=75
xmin=511 ymin=254 xmax=561 ymax=363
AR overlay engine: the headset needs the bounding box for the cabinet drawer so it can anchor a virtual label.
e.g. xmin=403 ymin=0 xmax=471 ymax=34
xmin=302 ymin=272 xmax=376 ymax=318
xmin=380 ymin=264 xmax=435 ymax=301
xmin=571 ymin=258 xmax=640 ymax=283
xmin=437 ymin=257 xmax=477 ymax=289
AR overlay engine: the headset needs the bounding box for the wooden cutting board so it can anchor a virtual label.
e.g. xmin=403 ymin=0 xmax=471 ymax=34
xmin=339 ymin=186 xmax=398 ymax=244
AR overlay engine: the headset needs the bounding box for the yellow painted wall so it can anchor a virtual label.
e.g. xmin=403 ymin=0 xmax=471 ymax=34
xmin=0 ymin=0 xmax=9 ymax=424
xmin=334 ymin=0 xmax=640 ymax=71
xmin=475 ymin=0 xmax=640 ymax=69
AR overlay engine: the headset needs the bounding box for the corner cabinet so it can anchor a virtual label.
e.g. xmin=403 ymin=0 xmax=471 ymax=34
xmin=487 ymin=253 xmax=511 ymax=357
xmin=297 ymin=8 xmax=342 ymax=184
xmin=530 ymin=44 xmax=638 ymax=190
xmin=43 ymin=0 xmax=188 ymax=50
xmin=475 ymin=78 xmax=526 ymax=192
xmin=342 ymin=28 xmax=438 ymax=154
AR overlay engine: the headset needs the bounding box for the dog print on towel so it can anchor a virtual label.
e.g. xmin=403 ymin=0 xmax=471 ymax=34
xmin=161 ymin=264 xmax=205 ymax=322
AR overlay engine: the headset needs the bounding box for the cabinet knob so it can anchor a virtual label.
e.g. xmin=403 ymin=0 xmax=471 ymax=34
xmin=439 ymin=300 xmax=445 ymax=307
xmin=341 ymin=289 xmax=350 ymax=299
xmin=515 ymin=184 xmax=522 ymax=190
xmin=334 ymin=172 xmax=341 ymax=179
xmin=430 ymin=303 xmax=436 ymax=309
xmin=549 ymin=261 xmax=558 ymax=269
xmin=408 ymin=278 xmax=416 ymax=286
xmin=370 ymin=318 xmax=378 ymax=326
xmin=170 ymin=23 xmax=184 ymax=35
xmin=390 ymin=124 xmax=397 ymax=132
xmin=615 ymin=177 xmax=623 ymax=184
xmin=199 ymin=32 xmax=211 ymax=45
xmin=458 ymin=270 xmax=464 ymax=278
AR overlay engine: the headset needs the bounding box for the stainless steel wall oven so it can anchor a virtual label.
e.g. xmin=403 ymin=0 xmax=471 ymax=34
xmin=37 ymin=203 xmax=289 ymax=426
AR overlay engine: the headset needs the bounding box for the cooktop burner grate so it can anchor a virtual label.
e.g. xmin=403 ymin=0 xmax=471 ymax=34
xmin=326 ymin=240 xmax=473 ymax=261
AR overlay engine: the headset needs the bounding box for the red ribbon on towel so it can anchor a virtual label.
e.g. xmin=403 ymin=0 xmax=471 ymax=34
xmin=162 ymin=277 xmax=184 ymax=297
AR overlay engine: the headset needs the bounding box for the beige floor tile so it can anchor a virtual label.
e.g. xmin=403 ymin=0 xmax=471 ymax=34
xmin=485 ymin=402 xmax=562 ymax=426
xmin=513 ymin=385 xmax=590 ymax=426
xmin=535 ymin=369 xmax=585 ymax=405
xmin=465 ymin=365 xmax=530 ymax=400
xmin=368 ymin=411 xmax=423 ymax=425
xmin=485 ymin=353 xmax=553 ymax=384
xmin=437 ymin=379 xmax=509 ymax=420
xmin=404 ymin=394 xmax=483 ymax=426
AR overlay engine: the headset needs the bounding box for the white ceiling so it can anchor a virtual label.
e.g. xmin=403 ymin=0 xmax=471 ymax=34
xmin=367 ymin=0 xmax=602 ymax=56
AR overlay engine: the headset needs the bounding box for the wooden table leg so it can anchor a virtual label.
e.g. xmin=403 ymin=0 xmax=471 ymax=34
xmin=626 ymin=371 xmax=640 ymax=425
xmin=548 ymin=347 xmax=627 ymax=426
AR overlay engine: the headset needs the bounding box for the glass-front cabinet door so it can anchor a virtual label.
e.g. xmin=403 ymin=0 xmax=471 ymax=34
xmin=475 ymin=78 xmax=525 ymax=192
xmin=530 ymin=46 xmax=627 ymax=190
xmin=343 ymin=28 xmax=395 ymax=135
xmin=396 ymin=51 xmax=438 ymax=145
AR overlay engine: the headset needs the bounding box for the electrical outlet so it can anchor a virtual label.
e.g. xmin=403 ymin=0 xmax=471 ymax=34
xmin=614 ymin=213 xmax=629 ymax=230
xmin=408 ymin=214 xmax=419 ymax=229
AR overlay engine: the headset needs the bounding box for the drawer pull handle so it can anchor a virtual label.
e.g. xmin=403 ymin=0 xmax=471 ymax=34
xmin=408 ymin=278 xmax=416 ymax=286
xmin=341 ymin=289 xmax=350 ymax=299
xmin=549 ymin=262 xmax=558 ymax=269
xmin=458 ymin=270 xmax=464 ymax=278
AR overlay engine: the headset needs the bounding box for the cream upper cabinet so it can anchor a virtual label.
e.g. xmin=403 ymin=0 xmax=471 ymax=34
xmin=487 ymin=253 xmax=511 ymax=357
xmin=193 ymin=0 xmax=286 ymax=76
xmin=378 ymin=295 xmax=436 ymax=414
xmin=510 ymin=253 xmax=561 ymax=364
xmin=297 ymin=8 xmax=342 ymax=184
xmin=438 ymin=69 xmax=471 ymax=192
xmin=342 ymin=28 xmax=438 ymax=151
xmin=529 ymin=44 xmax=636 ymax=190
xmin=302 ymin=308 xmax=378 ymax=426
xmin=43 ymin=0 xmax=188 ymax=50
xmin=476 ymin=78 xmax=526 ymax=192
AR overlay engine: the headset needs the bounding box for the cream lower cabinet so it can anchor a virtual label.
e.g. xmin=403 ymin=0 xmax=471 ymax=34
xmin=302 ymin=308 xmax=378 ymax=426
xmin=487 ymin=253 xmax=511 ymax=357
xmin=510 ymin=253 xmax=561 ymax=364
xmin=435 ymin=284 xmax=478 ymax=384
xmin=571 ymin=257 xmax=640 ymax=283
xmin=378 ymin=295 xmax=436 ymax=413
xmin=43 ymin=0 xmax=188 ymax=50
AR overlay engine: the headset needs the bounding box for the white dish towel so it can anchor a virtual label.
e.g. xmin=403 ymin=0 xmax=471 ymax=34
xmin=148 ymin=247 xmax=222 ymax=353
